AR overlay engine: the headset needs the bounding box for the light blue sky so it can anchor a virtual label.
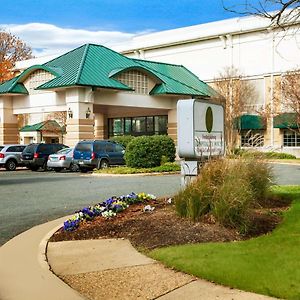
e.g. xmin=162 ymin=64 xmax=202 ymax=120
xmin=0 ymin=0 xmax=278 ymax=57
xmin=2 ymin=0 xmax=240 ymax=32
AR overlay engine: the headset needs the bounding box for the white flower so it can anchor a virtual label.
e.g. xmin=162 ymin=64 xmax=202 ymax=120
xmin=143 ymin=205 xmax=155 ymax=212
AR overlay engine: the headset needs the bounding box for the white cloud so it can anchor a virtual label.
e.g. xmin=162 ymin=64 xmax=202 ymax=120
xmin=1 ymin=23 xmax=137 ymax=57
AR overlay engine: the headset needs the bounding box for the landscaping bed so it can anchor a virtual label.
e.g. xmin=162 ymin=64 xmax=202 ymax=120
xmin=50 ymin=195 xmax=290 ymax=250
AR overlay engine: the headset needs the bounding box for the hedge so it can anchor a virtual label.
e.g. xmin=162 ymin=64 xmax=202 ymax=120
xmin=125 ymin=135 xmax=176 ymax=168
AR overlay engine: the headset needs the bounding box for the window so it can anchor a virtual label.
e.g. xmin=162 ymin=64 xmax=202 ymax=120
xmin=24 ymin=70 xmax=55 ymax=94
xmin=241 ymin=130 xmax=264 ymax=147
xmin=116 ymin=70 xmax=149 ymax=94
xmin=115 ymin=144 xmax=124 ymax=152
xmin=94 ymin=143 xmax=105 ymax=153
xmin=7 ymin=146 xmax=17 ymax=152
xmin=106 ymin=143 xmax=114 ymax=152
xmin=283 ymin=130 xmax=300 ymax=147
xmin=76 ymin=143 xmax=92 ymax=152
xmin=108 ymin=115 xmax=168 ymax=137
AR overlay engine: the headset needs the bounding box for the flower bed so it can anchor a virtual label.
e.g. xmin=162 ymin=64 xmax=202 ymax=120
xmin=63 ymin=192 xmax=156 ymax=231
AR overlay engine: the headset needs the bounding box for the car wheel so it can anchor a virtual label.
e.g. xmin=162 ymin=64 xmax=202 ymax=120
xmin=5 ymin=160 xmax=17 ymax=171
xmin=69 ymin=163 xmax=79 ymax=172
xmin=54 ymin=168 xmax=62 ymax=172
xmin=100 ymin=159 xmax=109 ymax=169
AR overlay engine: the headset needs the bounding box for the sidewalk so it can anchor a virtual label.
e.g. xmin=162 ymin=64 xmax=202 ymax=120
xmin=0 ymin=218 xmax=279 ymax=300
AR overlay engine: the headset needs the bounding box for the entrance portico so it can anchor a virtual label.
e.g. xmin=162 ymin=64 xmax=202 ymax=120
xmin=0 ymin=43 xmax=218 ymax=147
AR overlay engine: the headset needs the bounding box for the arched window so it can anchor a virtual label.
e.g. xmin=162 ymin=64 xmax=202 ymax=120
xmin=116 ymin=70 xmax=149 ymax=94
xmin=24 ymin=70 xmax=55 ymax=94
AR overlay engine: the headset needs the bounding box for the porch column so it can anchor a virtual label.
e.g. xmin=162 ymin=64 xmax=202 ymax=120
xmin=94 ymin=112 xmax=107 ymax=140
xmin=65 ymin=88 xmax=94 ymax=147
xmin=0 ymin=96 xmax=18 ymax=144
xmin=168 ymin=108 xmax=177 ymax=144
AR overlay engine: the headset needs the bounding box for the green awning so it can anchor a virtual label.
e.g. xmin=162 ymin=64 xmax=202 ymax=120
xmin=235 ymin=115 xmax=265 ymax=130
xmin=273 ymin=113 xmax=298 ymax=129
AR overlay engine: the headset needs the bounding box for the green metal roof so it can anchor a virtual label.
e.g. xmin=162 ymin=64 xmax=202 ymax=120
xmin=0 ymin=43 xmax=217 ymax=97
xmin=20 ymin=120 xmax=62 ymax=132
xmin=273 ymin=113 xmax=298 ymax=129
xmin=235 ymin=115 xmax=265 ymax=130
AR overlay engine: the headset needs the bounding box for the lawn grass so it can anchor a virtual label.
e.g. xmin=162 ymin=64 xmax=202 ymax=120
xmin=93 ymin=162 xmax=180 ymax=174
xmin=150 ymin=186 xmax=300 ymax=299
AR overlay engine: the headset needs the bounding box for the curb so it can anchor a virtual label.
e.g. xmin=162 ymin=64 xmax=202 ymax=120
xmin=38 ymin=215 xmax=73 ymax=271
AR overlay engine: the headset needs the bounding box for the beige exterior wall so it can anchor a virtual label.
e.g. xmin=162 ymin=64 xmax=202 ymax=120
xmin=0 ymin=96 xmax=19 ymax=144
xmin=65 ymin=119 xmax=94 ymax=147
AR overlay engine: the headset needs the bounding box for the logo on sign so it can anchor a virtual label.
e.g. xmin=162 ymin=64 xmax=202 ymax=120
xmin=205 ymin=107 xmax=213 ymax=133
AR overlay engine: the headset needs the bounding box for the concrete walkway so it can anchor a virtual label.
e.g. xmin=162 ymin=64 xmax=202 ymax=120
xmin=0 ymin=217 xmax=279 ymax=300
xmin=0 ymin=217 xmax=84 ymax=300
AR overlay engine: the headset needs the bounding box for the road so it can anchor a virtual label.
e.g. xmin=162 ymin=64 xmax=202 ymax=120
xmin=0 ymin=163 xmax=299 ymax=246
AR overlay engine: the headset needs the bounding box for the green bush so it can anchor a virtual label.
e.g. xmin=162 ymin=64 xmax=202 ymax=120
xmin=125 ymin=135 xmax=176 ymax=168
xmin=233 ymin=149 xmax=296 ymax=160
xmin=174 ymin=158 xmax=273 ymax=232
xmin=110 ymin=135 xmax=135 ymax=148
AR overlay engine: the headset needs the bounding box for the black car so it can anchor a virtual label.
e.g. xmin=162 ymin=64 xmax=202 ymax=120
xmin=73 ymin=140 xmax=125 ymax=172
xmin=21 ymin=143 xmax=68 ymax=171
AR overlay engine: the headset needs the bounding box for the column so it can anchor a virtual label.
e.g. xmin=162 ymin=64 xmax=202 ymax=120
xmin=64 ymin=88 xmax=94 ymax=147
xmin=168 ymin=108 xmax=177 ymax=144
xmin=94 ymin=112 xmax=107 ymax=140
xmin=0 ymin=96 xmax=18 ymax=144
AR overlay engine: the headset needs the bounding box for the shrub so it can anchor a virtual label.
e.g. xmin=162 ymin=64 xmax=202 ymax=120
xmin=174 ymin=157 xmax=273 ymax=232
xmin=233 ymin=149 xmax=296 ymax=160
xmin=110 ymin=135 xmax=135 ymax=148
xmin=154 ymin=135 xmax=176 ymax=163
xmin=125 ymin=135 xmax=176 ymax=168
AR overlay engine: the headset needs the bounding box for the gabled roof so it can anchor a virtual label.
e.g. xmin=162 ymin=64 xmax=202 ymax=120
xmin=20 ymin=120 xmax=62 ymax=132
xmin=0 ymin=43 xmax=217 ymax=97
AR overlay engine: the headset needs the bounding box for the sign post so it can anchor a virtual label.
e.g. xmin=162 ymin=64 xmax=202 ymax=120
xmin=177 ymin=99 xmax=225 ymax=187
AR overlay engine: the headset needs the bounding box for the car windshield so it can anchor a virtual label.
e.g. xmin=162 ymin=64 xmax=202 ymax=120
xmin=0 ymin=146 xmax=4 ymax=151
xmin=57 ymin=148 xmax=72 ymax=154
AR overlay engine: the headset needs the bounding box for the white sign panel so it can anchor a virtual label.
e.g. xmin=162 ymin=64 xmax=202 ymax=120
xmin=177 ymin=99 xmax=225 ymax=158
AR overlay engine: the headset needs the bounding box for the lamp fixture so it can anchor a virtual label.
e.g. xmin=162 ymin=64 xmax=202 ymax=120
xmin=68 ymin=107 xmax=73 ymax=119
xmin=86 ymin=107 xmax=91 ymax=119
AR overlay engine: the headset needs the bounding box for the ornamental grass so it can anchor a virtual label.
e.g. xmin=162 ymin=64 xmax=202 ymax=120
xmin=174 ymin=157 xmax=273 ymax=233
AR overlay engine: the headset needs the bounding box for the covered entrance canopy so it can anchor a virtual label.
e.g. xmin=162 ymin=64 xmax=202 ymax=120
xmin=20 ymin=120 xmax=64 ymax=144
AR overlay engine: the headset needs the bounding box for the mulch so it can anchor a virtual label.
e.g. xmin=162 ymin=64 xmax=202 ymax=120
xmin=50 ymin=195 xmax=291 ymax=250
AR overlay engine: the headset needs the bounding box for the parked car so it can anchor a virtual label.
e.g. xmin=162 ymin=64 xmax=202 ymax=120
xmin=47 ymin=148 xmax=79 ymax=172
xmin=21 ymin=143 xmax=68 ymax=171
xmin=73 ymin=140 xmax=125 ymax=172
xmin=0 ymin=144 xmax=27 ymax=171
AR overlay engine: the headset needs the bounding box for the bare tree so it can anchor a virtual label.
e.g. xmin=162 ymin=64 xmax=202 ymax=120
xmin=279 ymin=70 xmax=300 ymax=128
xmin=213 ymin=67 xmax=257 ymax=153
xmin=46 ymin=111 xmax=67 ymax=143
xmin=222 ymin=0 xmax=300 ymax=26
xmin=17 ymin=113 xmax=30 ymax=130
xmin=0 ymin=31 xmax=33 ymax=83
xmin=257 ymin=70 xmax=300 ymax=133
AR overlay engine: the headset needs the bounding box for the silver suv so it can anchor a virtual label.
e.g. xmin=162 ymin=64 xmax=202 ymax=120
xmin=0 ymin=144 xmax=27 ymax=171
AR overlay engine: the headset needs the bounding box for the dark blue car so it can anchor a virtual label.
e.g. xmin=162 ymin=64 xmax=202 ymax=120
xmin=73 ymin=140 xmax=125 ymax=172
